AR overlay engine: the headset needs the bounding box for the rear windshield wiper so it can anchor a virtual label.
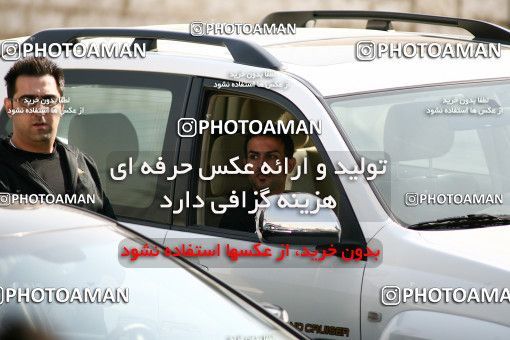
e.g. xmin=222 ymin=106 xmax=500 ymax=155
xmin=407 ymin=214 xmax=510 ymax=230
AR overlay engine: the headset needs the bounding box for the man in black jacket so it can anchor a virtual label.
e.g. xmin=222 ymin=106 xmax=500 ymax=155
xmin=1 ymin=56 xmax=115 ymax=219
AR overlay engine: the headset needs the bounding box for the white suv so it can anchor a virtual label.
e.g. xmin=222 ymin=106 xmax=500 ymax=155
xmin=1 ymin=10 xmax=510 ymax=340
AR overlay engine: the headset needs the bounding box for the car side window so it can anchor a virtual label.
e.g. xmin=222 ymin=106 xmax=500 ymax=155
xmin=194 ymin=93 xmax=341 ymax=233
xmin=59 ymin=85 xmax=171 ymax=202
xmin=55 ymin=70 xmax=190 ymax=224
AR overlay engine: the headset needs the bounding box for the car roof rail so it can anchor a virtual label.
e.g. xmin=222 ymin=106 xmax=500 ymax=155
xmin=23 ymin=28 xmax=282 ymax=70
xmin=261 ymin=11 xmax=510 ymax=44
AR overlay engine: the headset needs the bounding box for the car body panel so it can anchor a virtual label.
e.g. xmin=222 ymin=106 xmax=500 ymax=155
xmin=0 ymin=203 xmax=306 ymax=339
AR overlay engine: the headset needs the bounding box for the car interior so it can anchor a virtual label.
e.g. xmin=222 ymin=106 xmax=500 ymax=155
xmin=196 ymin=94 xmax=340 ymax=228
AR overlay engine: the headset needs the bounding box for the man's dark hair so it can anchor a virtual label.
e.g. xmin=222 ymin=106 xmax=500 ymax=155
xmin=244 ymin=132 xmax=295 ymax=158
xmin=4 ymin=57 xmax=64 ymax=98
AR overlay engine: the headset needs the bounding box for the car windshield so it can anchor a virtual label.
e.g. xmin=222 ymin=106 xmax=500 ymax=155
xmin=327 ymin=79 xmax=510 ymax=226
xmin=0 ymin=219 xmax=295 ymax=339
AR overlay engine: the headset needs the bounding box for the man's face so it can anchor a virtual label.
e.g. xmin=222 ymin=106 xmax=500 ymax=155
xmin=246 ymin=136 xmax=295 ymax=194
xmin=4 ymin=75 xmax=62 ymax=146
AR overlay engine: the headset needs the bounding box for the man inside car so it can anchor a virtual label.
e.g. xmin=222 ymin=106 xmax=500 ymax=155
xmin=219 ymin=132 xmax=296 ymax=232
xmin=0 ymin=56 xmax=115 ymax=219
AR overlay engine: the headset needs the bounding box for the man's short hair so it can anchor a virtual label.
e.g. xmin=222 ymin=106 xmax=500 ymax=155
xmin=4 ymin=57 xmax=64 ymax=98
xmin=244 ymin=132 xmax=295 ymax=158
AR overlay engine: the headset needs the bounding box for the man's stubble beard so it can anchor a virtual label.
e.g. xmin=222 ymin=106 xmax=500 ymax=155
xmin=249 ymin=176 xmax=283 ymax=194
xmin=29 ymin=128 xmax=54 ymax=143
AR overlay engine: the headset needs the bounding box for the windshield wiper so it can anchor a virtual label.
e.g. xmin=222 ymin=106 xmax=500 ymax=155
xmin=407 ymin=214 xmax=510 ymax=230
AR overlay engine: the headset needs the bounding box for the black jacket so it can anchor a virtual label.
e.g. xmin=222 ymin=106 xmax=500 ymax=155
xmin=219 ymin=190 xmax=257 ymax=232
xmin=0 ymin=138 xmax=116 ymax=219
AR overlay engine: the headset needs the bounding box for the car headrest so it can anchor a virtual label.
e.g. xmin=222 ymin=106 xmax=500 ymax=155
xmin=240 ymin=99 xmax=283 ymax=121
xmin=240 ymin=99 xmax=308 ymax=148
xmin=384 ymin=101 xmax=454 ymax=161
xmin=68 ymin=113 xmax=138 ymax=170
xmin=209 ymin=95 xmax=246 ymax=121
xmin=209 ymin=134 xmax=252 ymax=196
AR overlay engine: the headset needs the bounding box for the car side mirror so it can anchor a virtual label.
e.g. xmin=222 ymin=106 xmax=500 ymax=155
xmin=260 ymin=302 xmax=290 ymax=323
xmin=255 ymin=193 xmax=341 ymax=245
